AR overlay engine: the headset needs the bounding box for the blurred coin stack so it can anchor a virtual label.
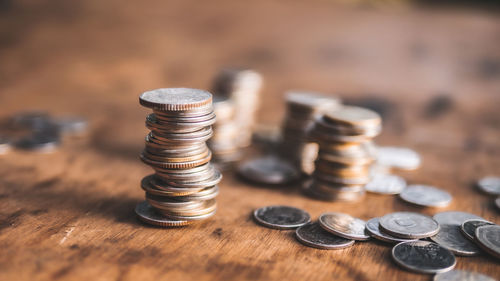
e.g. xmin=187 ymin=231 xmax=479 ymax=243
xmin=305 ymin=106 xmax=381 ymax=201
xmin=280 ymin=91 xmax=341 ymax=175
xmin=212 ymin=68 xmax=263 ymax=148
xmin=136 ymin=88 xmax=221 ymax=227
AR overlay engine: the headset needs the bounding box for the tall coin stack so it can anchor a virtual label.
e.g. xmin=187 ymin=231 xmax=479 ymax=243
xmin=305 ymin=106 xmax=381 ymax=201
xmin=280 ymin=91 xmax=341 ymax=175
xmin=212 ymin=68 xmax=263 ymax=148
xmin=135 ymin=88 xmax=221 ymax=227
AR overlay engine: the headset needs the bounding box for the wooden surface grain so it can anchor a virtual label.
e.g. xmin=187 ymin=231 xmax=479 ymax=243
xmin=0 ymin=1 xmax=499 ymax=280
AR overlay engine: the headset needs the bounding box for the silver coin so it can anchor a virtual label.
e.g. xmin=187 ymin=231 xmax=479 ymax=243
xmin=253 ymin=206 xmax=311 ymax=230
xmin=475 ymin=224 xmax=500 ymax=259
xmin=430 ymin=224 xmax=481 ymax=256
xmin=295 ymin=222 xmax=355 ymax=250
xmin=365 ymin=217 xmax=417 ymax=244
xmin=433 ymin=211 xmax=484 ymax=226
xmin=238 ymin=156 xmax=300 ymax=185
xmin=53 ymin=116 xmax=88 ymax=135
xmin=365 ymin=174 xmax=406 ymax=195
xmin=135 ymin=201 xmax=190 ymax=227
xmin=376 ymin=146 xmax=421 ymax=171
xmin=477 ymin=176 xmax=500 ymax=196
xmin=319 ymin=212 xmax=370 ymax=240
xmin=379 ymin=212 xmax=440 ymax=239
xmin=461 ymin=220 xmax=495 ymax=241
xmin=399 ymin=185 xmax=452 ymax=207
xmin=140 ymin=88 xmax=212 ymax=111
xmin=392 ymin=241 xmax=456 ymax=274
xmin=434 ymin=270 xmax=497 ymax=281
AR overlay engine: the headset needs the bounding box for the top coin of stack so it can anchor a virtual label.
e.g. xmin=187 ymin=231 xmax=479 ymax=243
xmin=136 ymin=88 xmax=221 ymax=227
xmin=280 ymin=91 xmax=341 ymax=174
xmin=305 ymin=106 xmax=381 ymax=201
xmin=212 ymin=68 xmax=263 ymax=148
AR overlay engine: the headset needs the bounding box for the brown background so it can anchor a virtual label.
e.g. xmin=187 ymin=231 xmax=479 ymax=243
xmin=0 ymin=0 xmax=499 ymax=280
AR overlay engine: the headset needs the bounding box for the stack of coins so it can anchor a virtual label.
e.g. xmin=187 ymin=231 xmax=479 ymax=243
xmin=305 ymin=106 xmax=381 ymax=201
xmin=280 ymin=91 xmax=341 ymax=174
xmin=136 ymin=88 xmax=221 ymax=227
xmin=212 ymin=68 xmax=263 ymax=148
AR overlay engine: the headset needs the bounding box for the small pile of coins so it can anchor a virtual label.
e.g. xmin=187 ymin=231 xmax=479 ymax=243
xmin=280 ymin=91 xmax=341 ymax=175
xmin=305 ymin=106 xmax=381 ymax=201
xmin=135 ymin=88 xmax=221 ymax=227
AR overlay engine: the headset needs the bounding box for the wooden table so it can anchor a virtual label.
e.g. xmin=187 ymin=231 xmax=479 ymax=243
xmin=0 ymin=1 xmax=499 ymax=280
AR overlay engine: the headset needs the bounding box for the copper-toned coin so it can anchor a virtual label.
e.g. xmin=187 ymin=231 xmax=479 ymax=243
xmin=139 ymin=88 xmax=212 ymax=111
xmin=135 ymin=201 xmax=191 ymax=227
xmin=140 ymin=151 xmax=212 ymax=169
xmin=295 ymin=222 xmax=355 ymax=250
xmin=319 ymin=212 xmax=370 ymax=241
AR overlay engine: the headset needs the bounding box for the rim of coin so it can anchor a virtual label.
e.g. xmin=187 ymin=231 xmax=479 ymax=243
xmin=144 ymin=175 xmax=205 ymax=194
xmin=477 ymin=176 xmax=500 ymax=196
xmin=379 ymin=212 xmax=440 ymax=239
xmin=140 ymin=151 xmax=212 ymax=169
xmin=365 ymin=218 xmax=417 ymax=244
xmin=365 ymin=174 xmax=407 ymax=195
xmin=238 ymin=156 xmax=300 ymax=185
xmin=295 ymin=222 xmax=355 ymax=250
xmin=319 ymin=212 xmax=370 ymax=240
xmin=433 ymin=211 xmax=485 ymax=226
xmin=253 ymin=205 xmax=311 ymax=230
xmin=475 ymin=224 xmax=500 ymax=259
xmin=162 ymin=208 xmax=217 ymax=221
xmin=135 ymin=201 xmax=191 ymax=227
xmin=162 ymin=170 xmax=222 ymax=189
xmin=139 ymin=88 xmax=213 ymax=111
xmin=392 ymin=241 xmax=456 ymax=274
xmin=461 ymin=219 xmax=495 ymax=241
xmin=399 ymin=184 xmax=452 ymax=208
xmin=434 ymin=270 xmax=497 ymax=281
xmin=323 ymin=106 xmax=381 ymax=127
xmin=429 ymin=224 xmax=481 ymax=256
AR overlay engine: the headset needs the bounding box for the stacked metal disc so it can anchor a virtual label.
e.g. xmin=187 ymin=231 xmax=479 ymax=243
xmin=136 ymin=88 xmax=222 ymax=227
xmin=212 ymin=68 xmax=263 ymax=148
xmin=280 ymin=91 xmax=341 ymax=175
xmin=305 ymin=106 xmax=381 ymax=201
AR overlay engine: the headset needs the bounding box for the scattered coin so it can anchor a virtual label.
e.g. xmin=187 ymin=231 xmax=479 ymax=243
xmin=295 ymin=222 xmax=355 ymax=250
xmin=392 ymin=241 xmax=456 ymax=274
xmin=365 ymin=217 xmax=417 ymax=244
xmin=433 ymin=211 xmax=484 ymax=226
xmin=319 ymin=212 xmax=370 ymax=240
xmin=238 ymin=155 xmax=300 ymax=185
xmin=379 ymin=212 xmax=440 ymax=239
xmin=364 ymin=174 xmax=406 ymax=195
xmin=376 ymin=146 xmax=421 ymax=171
xmin=434 ymin=270 xmax=497 ymax=281
xmin=430 ymin=224 xmax=481 ymax=256
xmin=253 ymin=206 xmax=311 ymax=230
xmin=475 ymin=224 xmax=500 ymax=259
xmin=461 ymin=220 xmax=495 ymax=241
xmin=477 ymin=177 xmax=500 ymax=196
xmin=399 ymin=184 xmax=452 ymax=207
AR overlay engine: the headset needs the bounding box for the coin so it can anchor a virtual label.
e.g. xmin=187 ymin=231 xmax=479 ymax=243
xmin=139 ymin=88 xmax=212 ymax=111
xmin=461 ymin=220 xmax=495 ymax=241
xmin=365 ymin=174 xmax=406 ymax=195
xmin=0 ymin=137 xmax=11 ymax=155
xmin=496 ymin=197 xmax=500 ymax=210
xmin=253 ymin=206 xmax=311 ymax=230
xmin=295 ymin=222 xmax=355 ymax=250
xmin=238 ymin=156 xmax=300 ymax=185
xmin=433 ymin=211 xmax=484 ymax=226
xmin=379 ymin=212 xmax=440 ymax=239
xmin=399 ymin=185 xmax=452 ymax=207
xmin=392 ymin=241 xmax=456 ymax=274
xmin=376 ymin=146 xmax=421 ymax=171
xmin=53 ymin=116 xmax=88 ymax=135
xmin=319 ymin=212 xmax=370 ymax=240
xmin=429 ymin=224 xmax=481 ymax=256
xmin=475 ymin=224 xmax=500 ymax=259
xmin=14 ymin=132 xmax=60 ymax=152
xmin=365 ymin=218 xmax=417 ymax=244
xmin=477 ymin=176 xmax=500 ymax=196
xmin=323 ymin=106 xmax=381 ymax=127
xmin=434 ymin=270 xmax=497 ymax=281
xmin=135 ymin=201 xmax=191 ymax=227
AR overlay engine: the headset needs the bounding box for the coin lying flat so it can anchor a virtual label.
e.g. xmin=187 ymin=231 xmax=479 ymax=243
xmin=253 ymin=206 xmax=311 ymax=230
xmin=475 ymin=224 xmax=500 ymax=259
xmin=392 ymin=241 xmax=456 ymax=274
xmin=295 ymin=222 xmax=355 ymax=250
xmin=140 ymin=88 xmax=213 ymax=111
xmin=434 ymin=270 xmax=497 ymax=281
xmin=461 ymin=220 xmax=495 ymax=241
xmin=135 ymin=201 xmax=191 ymax=227
xmin=477 ymin=177 xmax=500 ymax=196
xmin=319 ymin=212 xmax=370 ymax=240
xmin=433 ymin=211 xmax=484 ymax=226
xmin=238 ymin=156 xmax=300 ymax=185
xmin=399 ymin=185 xmax=452 ymax=207
xmin=365 ymin=218 xmax=417 ymax=244
xmin=376 ymin=146 xmax=421 ymax=171
xmin=364 ymin=174 xmax=406 ymax=195
xmin=430 ymin=224 xmax=481 ymax=256
xmin=379 ymin=212 xmax=440 ymax=239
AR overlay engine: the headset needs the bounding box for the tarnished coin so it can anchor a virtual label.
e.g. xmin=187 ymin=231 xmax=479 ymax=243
xmin=392 ymin=241 xmax=456 ymax=274
xmin=238 ymin=156 xmax=300 ymax=185
xmin=434 ymin=270 xmax=497 ymax=281
xmin=430 ymin=224 xmax=481 ymax=256
xmin=253 ymin=206 xmax=311 ymax=230
xmin=433 ymin=211 xmax=484 ymax=226
xmin=365 ymin=174 xmax=406 ymax=195
xmin=140 ymin=88 xmax=212 ymax=111
xmin=365 ymin=218 xmax=417 ymax=244
xmin=135 ymin=201 xmax=191 ymax=227
xmin=477 ymin=177 xmax=500 ymax=196
xmin=475 ymin=224 xmax=500 ymax=259
xmin=399 ymin=185 xmax=452 ymax=207
xmin=461 ymin=220 xmax=495 ymax=241
xmin=295 ymin=222 xmax=355 ymax=250
xmin=379 ymin=212 xmax=440 ymax=239
xmin=319 ymin=212 xmax=370 ymax=240
xmin=376 ymin=146 xmax=421 ymax=171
